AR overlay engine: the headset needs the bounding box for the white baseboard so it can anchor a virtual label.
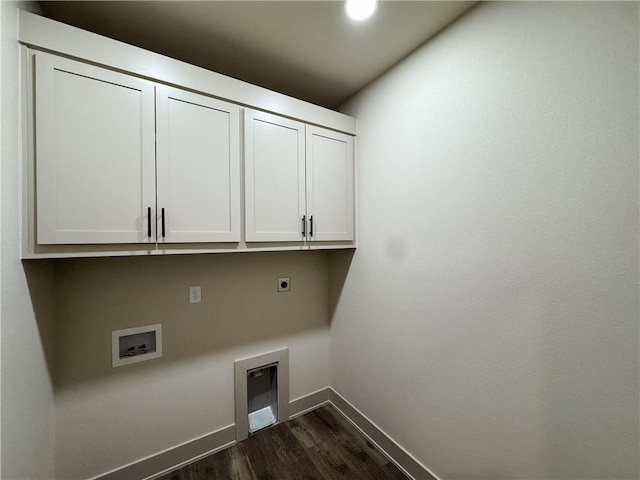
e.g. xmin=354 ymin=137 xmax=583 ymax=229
xmin=91 ymin=424 xmax=236 ymax=480
xmin=90 ymin=388 xmax=330 ymax=480
xmin=92 ymin=387 xmax=437 ymax=480
xmin=329 ymin=388 xmax=441 ymax=480
xmin=289 ymin=386 xmax=330 ymax=418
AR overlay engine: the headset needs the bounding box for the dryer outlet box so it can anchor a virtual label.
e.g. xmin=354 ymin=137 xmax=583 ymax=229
xmin=277 ymin=277 xmax=290 ymax=292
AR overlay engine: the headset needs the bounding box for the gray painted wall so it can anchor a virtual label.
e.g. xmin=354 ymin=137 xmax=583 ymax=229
xmin=54 ymin=252 xmax=330 ymax=479
xmin=333 ymin=2 xmax=639 ymax=479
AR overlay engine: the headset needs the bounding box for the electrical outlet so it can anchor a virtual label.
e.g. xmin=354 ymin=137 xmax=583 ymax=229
xmin=277 ymin=277 xmax=291 ymax=292
xmin=189 ymin=286 xmax=202 ymax=303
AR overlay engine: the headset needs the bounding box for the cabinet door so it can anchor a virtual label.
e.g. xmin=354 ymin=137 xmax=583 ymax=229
xmin=244 ymin=110 xmax=305 ymax=242
xmin=156 ymin=86 xmax=240 ymax=243
xmin=35 ymin=52 xmax=156 ymax=244
xmin=306 ymin=126 xmax=355 ymax=242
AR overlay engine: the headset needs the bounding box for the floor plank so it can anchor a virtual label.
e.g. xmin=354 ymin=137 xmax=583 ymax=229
xmin=158 ymin=405 xmax=409 ymax=480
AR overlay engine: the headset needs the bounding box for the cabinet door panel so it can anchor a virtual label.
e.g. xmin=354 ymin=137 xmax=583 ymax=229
xmin=35 ymin=53 xmax=155 ymax=244
xmin=306 ymin=127 xmax=354 ymax=241
xmin=245 ymin=110 xmax=305 ymax=242
xmin=156 ymin=86 xmax=240 ymax=243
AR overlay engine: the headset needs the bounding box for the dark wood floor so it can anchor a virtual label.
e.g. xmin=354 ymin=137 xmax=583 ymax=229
xmin=159 ymin=405 xmax=409 ymax=480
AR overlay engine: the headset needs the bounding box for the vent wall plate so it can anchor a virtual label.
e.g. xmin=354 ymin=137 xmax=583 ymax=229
xmin=234 ymin=348 xmax=289 ymax=441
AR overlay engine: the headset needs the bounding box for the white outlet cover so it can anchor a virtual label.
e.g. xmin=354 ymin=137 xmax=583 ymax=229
xmin=277 ymin=277 xmax=291 ymax=292
xmin=190 ymin=286 xmax=202 ymax=303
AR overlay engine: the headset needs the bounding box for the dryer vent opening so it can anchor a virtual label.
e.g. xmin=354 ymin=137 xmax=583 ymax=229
xmin=247 ymin=364 xmax=278 ymax=433
xmin=234 ymin=348 xmax=289 ymax=442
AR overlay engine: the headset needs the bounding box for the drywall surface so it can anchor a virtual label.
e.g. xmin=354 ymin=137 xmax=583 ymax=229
xmin=333 ymin=2 xmax=639 ymax=479
xmin=1 ymin=2 xmax=56 ymax=479
xmin=54 ymin=251 xmax=330 ymax=479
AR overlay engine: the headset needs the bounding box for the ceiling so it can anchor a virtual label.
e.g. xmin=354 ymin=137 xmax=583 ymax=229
xmin=38 ymin=1 xmax=477 ymax=109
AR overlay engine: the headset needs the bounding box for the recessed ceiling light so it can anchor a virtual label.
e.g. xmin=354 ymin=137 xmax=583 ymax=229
xmin=345 ymin=0 xmax=378 ymax=22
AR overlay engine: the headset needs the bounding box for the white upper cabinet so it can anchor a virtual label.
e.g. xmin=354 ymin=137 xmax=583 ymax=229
xmin=35 ymin=52 xmax=156 ymax=244
xmin=21 ymin=14 xmax=356 ymax=258
xmin=306 ymin=126 xmax=354 ymax=242
xmin=244 ymin=110 xmax=306 ymax=242
xmin=244 ymin=110 xmax=355 ymax=244
xmin=156 ymin=86 xmax=240 ymax=243
xmin=34 ymin=52 xmax=241 ymax=247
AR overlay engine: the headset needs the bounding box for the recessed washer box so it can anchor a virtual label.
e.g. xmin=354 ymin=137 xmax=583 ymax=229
xmin=112 ymin=324 xmax=162 ymax=368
